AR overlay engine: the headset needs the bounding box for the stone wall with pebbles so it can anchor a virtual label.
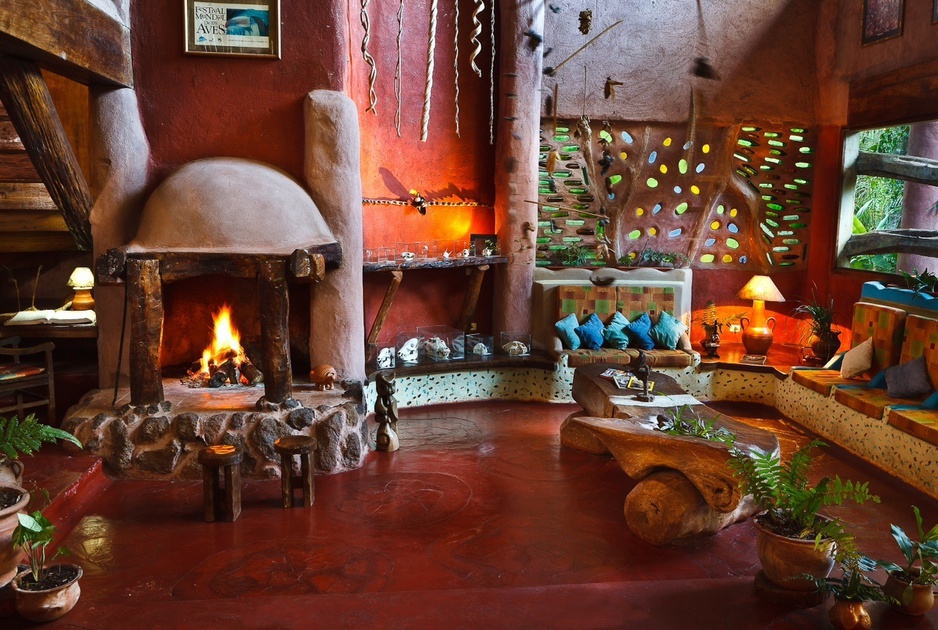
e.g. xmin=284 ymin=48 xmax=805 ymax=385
xmin=61 ymin=386 xmax=368 ymax=479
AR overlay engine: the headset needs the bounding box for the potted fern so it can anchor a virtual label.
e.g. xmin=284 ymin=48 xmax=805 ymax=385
xmin=879 ymin=506 xmax=938 ymax=615
xmin=804 ymin=554 xmax=890 ymax=630
xmin=0 ymin=414 xmax=82 ymax=485
xmin=10 ymin=507 xmax=82 ymax=622
xmin=729 ymin=440 xmax=880 ymax=591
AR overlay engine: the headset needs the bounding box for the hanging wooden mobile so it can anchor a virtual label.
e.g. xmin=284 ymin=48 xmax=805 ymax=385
xmin=469 ymin=0 xmax=485 ymax=77
xmin=360 ymin=0 xmax=378 ymax=114
xmin=395 ymin=0 xmax=404 ymax=136
xmin=489 ymin=0 xmax=495 ymax=144
xmin=420 ymin=0 xmax=439 ymax=141
xmin=454 ymin=0 xmax=461 ymax=137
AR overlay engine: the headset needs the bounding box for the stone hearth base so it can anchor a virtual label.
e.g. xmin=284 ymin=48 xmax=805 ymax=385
xmin=61 ymin=381 xmax=368 ymax=479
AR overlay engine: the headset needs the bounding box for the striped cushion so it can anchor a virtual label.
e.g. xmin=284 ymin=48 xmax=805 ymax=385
xmin=791 ymin=369 xmax=867 ymax=396
xmin=850 ymin=302 xmax=906 ymax=372
xmin=0 ymin=364 xmax=44 ymax=381
xmin=632 ymin=349 xmax=695 ymax=368
xmin=886 ymin=408 xmax=938 ymax=446
xmin=833 ymin=386 xmax=925 ymax=419
xmin=558 ymin=285 xmax=618 ymax=325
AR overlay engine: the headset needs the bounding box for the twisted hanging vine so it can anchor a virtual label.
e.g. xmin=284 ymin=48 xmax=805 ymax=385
xmin=454 ymin=0 xmax=461 ymax=137
xmin=420 ymin=0 xmax=439 ymax=141
xmin=469 ymin=0 xmax=484 ymax=77
xmin=360 ymin=0 xmax=378 ymax=114
xmin=489 ymin=0 xmax=495 ymax=144
xmin=395 ymin=0 xmax=404 ymax=136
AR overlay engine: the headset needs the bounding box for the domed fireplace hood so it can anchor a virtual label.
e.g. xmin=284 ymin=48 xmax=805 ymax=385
xmin=127 ymin=157 xmax=338 ymax=255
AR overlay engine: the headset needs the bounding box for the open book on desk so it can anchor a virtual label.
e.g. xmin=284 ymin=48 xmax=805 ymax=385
xmin=4 ymin=310 xmax=96 ymax=326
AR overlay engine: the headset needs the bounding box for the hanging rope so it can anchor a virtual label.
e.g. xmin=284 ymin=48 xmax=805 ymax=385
xmin=420 ymin=0 xmax=438 ymax=141
xmin=488 ymin=0 xmax=495 ymax=145
xmin=360 ymin=0 xmax=378 ymax=114
xmin=395 ymin=0 xmax=404 ymax=136
xmin=469 ymin=0 xmax=484 ymax=77
xmin=454 ymin=0 xmax=461 ymax=137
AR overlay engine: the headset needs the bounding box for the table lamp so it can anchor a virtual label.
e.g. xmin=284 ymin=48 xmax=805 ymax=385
xmin=68 ymin=266 xmax=95 ymax=311
xmin=737 ymin=275 xmax=785 ymax=355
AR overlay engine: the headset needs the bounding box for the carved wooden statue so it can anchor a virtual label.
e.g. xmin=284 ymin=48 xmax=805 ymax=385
xmin=633 ymin=350 xmax=654 ymax=402
xmin=374 ymin=372 xmax=400 ymax=452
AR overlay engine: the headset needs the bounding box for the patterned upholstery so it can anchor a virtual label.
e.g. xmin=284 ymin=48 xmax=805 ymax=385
xmin=833 ymin=387 xmax=926 ymax=419
xmin=563 ymin=349 xmax=632 ymax=368
xmin=791 ymin=369 xmax=867 ymax=396
xmin=558 ymin=285 xmax=619 ymax=325
xmin=634 ymin=349 xmax=696 ymax=368
xmin=617 ymin=285 xmax=676 ymax=322
xmin=850 ymin=302 xmax=906 ymax=373
xmin=887 ymin=408 xmax=938 ymax=447
xmin=0 ymin=364 xmax=44 ymax=381
xmin=898 ymin=314 xmax=938 ymax=387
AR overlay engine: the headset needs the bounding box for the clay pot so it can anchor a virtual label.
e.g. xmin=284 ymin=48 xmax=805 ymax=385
xmin=0 ymin=484 xmax=29 ymax=588
xmin=754 ymin=518 xmax=835 ymax=591
xmin=0 ymin=458 xmax=24 ymax=486
xmin=811 ymin=331 xmax=842 ymax=364
xmin=828 ymin=599 xmax=871 ymax=630
xmin=12 ymin=563 xmax=82 ymax=622
xmin=883 ymin=569 xmax=936 ymax=615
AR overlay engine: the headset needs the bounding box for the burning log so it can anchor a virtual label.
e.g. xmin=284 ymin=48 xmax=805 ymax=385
xmin=219 ymin=359 xmax=240 ymax=386
xmin=241 ymin=361 xmax=264 ymax=385
xmin=208 ymin=371 xmax=228 ymax=388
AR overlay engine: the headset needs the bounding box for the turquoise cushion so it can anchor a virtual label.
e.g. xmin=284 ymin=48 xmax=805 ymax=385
xmin=603 ymin=312 xmax=630 ymax=350
xmin=555 ymin=313 xmax=581 ymax=350
xmin=626 ymin=312 xmax=655 ymax=350
xmin=575 ymin=313 xmax=605 ymax=350
xmin=650 ymin=311 xmax=687 ymax=350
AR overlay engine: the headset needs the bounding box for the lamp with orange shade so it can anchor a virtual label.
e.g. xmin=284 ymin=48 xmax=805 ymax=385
xmin=737 ymin=275 xmax=785 ymax=355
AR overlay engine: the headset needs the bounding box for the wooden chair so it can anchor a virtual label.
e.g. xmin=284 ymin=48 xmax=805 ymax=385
xmin=0 ymin=336 xmax=55 ymax=422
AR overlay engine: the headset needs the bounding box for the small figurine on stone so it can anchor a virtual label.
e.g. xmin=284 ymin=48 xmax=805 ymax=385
xmin=374 ymin=372 xmax=400 ymax=452
xmin=310 ymin=364 xmax=337 ymax=391
xmin=633 ymin=350 xmax=654 ymax=402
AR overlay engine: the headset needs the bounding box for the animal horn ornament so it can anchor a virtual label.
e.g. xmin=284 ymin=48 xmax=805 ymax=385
xmin=469 ymin=0 xmax=485 ymax=77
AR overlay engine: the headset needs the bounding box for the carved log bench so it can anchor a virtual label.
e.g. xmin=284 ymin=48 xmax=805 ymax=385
xmin=561 ymin=363 xmax=779 ymax=545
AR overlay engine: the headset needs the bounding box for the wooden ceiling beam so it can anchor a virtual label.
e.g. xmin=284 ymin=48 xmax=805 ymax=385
xmin=0 ymin=0 xmax=131 ymax=87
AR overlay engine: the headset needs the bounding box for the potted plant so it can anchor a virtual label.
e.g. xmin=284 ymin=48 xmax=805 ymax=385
xmin=10 ymin=507 xmax=82 ymax=622
xmin=0 ymin=482 xmax=29 ymax=587
xmin=879 ymin=505 xmax=938 ymax=615
xmin=793 ymin=294 xmax=840 ymax=363
xmin=557 ymin=243 xmax=589 ymax=266
xmin=804 ymin=554 xmax=890 ymax=630
xmin=729 ymin=440 xmax=880 ymax=591
xmin=0 ymin=414 xmax=82 ymax=485
xmin=898 ymin=268 xmax=938 ymax=297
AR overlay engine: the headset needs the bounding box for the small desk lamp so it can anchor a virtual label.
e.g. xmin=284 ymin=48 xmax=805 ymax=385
xmin=68 ymin=267 xmax=95 ymax=311
xmin=737 ymin=275 xmax=785 ymax=355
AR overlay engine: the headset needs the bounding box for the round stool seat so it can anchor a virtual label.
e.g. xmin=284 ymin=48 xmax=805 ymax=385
xmin=199 ymin=444 xmax=244 ymax=467
xmin=274 ymin=435 xmax=317 ymax=455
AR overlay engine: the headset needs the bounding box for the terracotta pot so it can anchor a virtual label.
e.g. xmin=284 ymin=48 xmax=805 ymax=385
xmin=0 ymin=484 xmax=29 ymax=588
xmin=883 ymin=570 xmax=936 ymax=616
xmin=754 ymin=518 xmax=835 ymax=591
xmin=0 ymin=458 xmax=23 ymax=486
xmin=12 ymin=563 xmax=82 ymax=622
xmin=828 ymin=599 xmax=871 ymax=630
xmin=811 ymin=331 xmax=842 ymax=363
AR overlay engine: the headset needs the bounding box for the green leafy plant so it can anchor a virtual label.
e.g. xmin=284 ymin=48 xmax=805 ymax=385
xmin=557 ymin=243 xmax=589 ymax=266
xmin=12 ymin=508 xmax=71 ymax=585
xmin=898 ymin=268 xmax=938 ymax=297
xmin=655 ymin=405 xmax=737 ymax=447
xmin=729 ymin=440 xmax=879 ymax=553
xmin=635 ymin=248 xmax=689 ymax=268
xmin=792 ymin=293 xmax=836 ymax=339
xmin=803 ymin=554 xmax=889 ymax=603
xmin=0 ymin=414 xmax=81 ymax=460
xmin=879 ymin=505 xmax=938 ymax=594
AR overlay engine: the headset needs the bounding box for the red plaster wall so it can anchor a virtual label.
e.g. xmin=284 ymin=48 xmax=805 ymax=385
xmin=131 ymin=1 xmax=347 ymax=183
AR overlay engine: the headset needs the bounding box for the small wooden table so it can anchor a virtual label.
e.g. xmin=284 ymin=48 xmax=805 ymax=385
xmin=561 ymin=363 xmax=779 ymax=545
xmin=198 ymin=445 xmax=243 ymax=522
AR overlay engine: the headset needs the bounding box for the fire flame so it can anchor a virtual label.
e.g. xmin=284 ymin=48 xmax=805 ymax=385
xmin=198 ymin=305 xmax=247 ymax=374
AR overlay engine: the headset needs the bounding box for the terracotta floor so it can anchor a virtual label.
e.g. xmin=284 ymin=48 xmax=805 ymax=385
xmin=5 ymin=400 xmax=938 ymax=629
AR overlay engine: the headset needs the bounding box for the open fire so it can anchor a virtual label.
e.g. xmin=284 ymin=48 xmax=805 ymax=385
xmin=185 ymin=305 xmax=263 ymax=387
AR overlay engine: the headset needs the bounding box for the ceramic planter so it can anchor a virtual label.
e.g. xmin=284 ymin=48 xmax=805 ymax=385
xmin=0 ymin=458 xmax=23 ymax=486
xmin=883 ymin=569 xmax=936 ymax=616
xmin=754 ymin=518 xmax=835 ymax=591
xmin=828 ymin=599 xmax=871 ymax=630
xmin=0 ymin=483 xmax=29 ymax=588
xmin=12 ymin=563 xmax=82 ymax=622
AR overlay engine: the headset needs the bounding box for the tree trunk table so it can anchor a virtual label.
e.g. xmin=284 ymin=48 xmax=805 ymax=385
xmin=561 ymin=363 xmax=779 ymax=545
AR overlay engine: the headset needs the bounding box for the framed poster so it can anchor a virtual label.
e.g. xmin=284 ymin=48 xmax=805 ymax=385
xmin=184 ymin=1 xmax=281 ymax=58
xmin=862 ymin=0 xmax=904 ymax=45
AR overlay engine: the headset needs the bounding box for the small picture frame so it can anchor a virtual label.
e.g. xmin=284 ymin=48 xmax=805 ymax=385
xmin=862 ymin=0 xmax=904 ymax=45
xmin=740 ymin=354 xmax=768 ymax=365
xmin=469 ymin=234 xmax=498 ymax=257
xmin=184 ymin=0 xmax=281 ymax=58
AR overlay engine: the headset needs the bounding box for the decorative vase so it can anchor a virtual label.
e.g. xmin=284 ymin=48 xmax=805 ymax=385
xmin=811 ymin=331 xmax=842 ymax=363
xmin=883 ymin=569 xmax=935 ymax=615
xmin=828 ymin=599 xmax=871 ymax=630
xmin=12 ymin=563 xmax=82 ymax=622
xmin=700 ymin=332 xmax=721 ymax=359
xmin=0 ymin=483 xmax=29 ymax=588
xmin=754 ymin=518 xmax=835 ymax=591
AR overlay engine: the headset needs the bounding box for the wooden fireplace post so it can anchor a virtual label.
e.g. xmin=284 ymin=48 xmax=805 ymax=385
xmin=259 ymin=259 xmax=293 ymax=403
xmin=127 ymin=258 xmax=164 ymax=406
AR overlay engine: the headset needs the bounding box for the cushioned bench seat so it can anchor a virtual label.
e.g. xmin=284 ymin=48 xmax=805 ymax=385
xmin=791 ymin=369 xmax=868 ymax=396
xmin=561 ymin=348 xmax=696 ymax=368
xmin=887 ymin=407 xmax=938 ymax=447
xmin=833 ymin=387 xmax=926 ymax=419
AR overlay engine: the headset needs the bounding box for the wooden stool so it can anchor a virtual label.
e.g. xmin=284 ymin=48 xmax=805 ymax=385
xmin=198 ymin=445 xmax=243 ymax=522
xmin=274 ymin=435 xmax=317 ymax=508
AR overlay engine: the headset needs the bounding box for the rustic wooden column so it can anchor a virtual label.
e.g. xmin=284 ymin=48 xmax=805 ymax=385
xmin=0 ymin=56 xmax=93 ymax=250
xmin=259 ymin=259 xmax=293 ymax=403
xmin=127 ymin=259 xmax=164 ymax=406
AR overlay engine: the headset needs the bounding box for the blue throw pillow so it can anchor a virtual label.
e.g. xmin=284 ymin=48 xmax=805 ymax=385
xmin=626 ymin=312 xmax=655 ymax=350
xmin=555 ymin=313 xmax=581 ymax=350
xmin=603 ymin=312 xmax=630 ymax=350
xmin=650 ymin=311 xmax=688 ymax=350
xmin=574 ymin=313 xmax=605 ymax=350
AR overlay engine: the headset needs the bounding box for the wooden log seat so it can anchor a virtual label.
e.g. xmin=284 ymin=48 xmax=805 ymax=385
xmin=274 ymin=435 xmax=317 ymax=508
xmin=198 ymin=444 xmax=243 ymax=522
xmin=561 ymin=363 xmax=779 ymax=545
